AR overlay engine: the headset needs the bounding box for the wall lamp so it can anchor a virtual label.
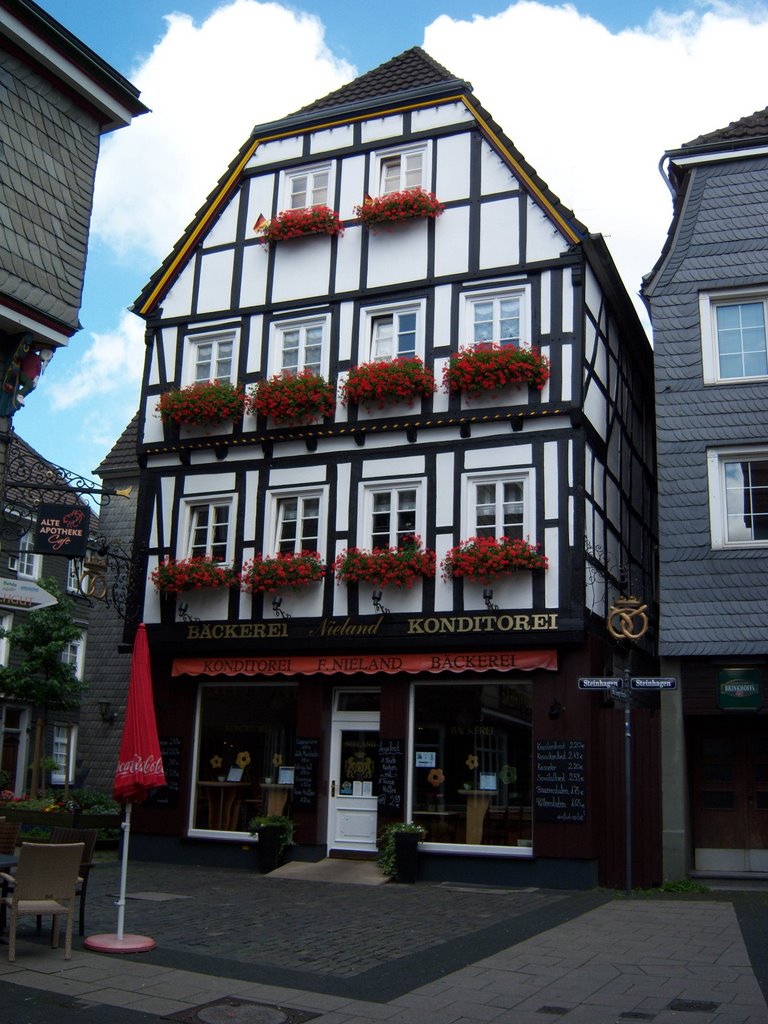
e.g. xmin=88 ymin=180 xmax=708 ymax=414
xmin=372 ymin=589 xmax=390 ymax=614
xmin=483 ymin=588 xmax=498 ymax=611
xmin=98 ymin=700 xmax=115 ymax=725
xmin=548 ymin=698 xmax=565 ymax=721
xmin=272 ymin=596 xmax=291 ymax=619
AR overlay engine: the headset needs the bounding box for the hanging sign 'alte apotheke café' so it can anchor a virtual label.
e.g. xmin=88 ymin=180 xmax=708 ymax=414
xmin=182 ymin=611 xmax=560 ymax=643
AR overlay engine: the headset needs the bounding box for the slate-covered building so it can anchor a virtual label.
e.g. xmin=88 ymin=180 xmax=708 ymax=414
xmin=129 ymin=49 xmax=659 ymax=887
xmin=643 ymin=111 xmax=768 ymax=880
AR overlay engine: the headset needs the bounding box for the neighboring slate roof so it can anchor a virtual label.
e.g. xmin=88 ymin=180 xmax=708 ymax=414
xmin=134 ymin=48 xmax=587 ymax=317
xmin=684 ymin=106 xmax=768 ymax=148
xmin=295 ymin=47 xmax=462 ymax=114
xmin=94 ymin=413 xmax=140 ymax=478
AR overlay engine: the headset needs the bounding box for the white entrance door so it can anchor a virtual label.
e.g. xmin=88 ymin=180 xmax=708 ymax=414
xmin=328 ymin=708 xmax=380 ymax=853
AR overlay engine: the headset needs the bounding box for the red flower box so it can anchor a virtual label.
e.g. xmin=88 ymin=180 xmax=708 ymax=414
xmin=354 ymin=188 xmax=444 ymax=230
xmin=443 ymin=345 xmax=550 ymax=397
xmin=151 ymin=556 xmax=239 ymax=594
xmin=241 ymin=551 xmax=326 ymax=593
xmin=334 ymin=535 xmax=436 ymax=589
xmin=341 ymin=356 xmax=436 ymax=409
xmin=441 ymin=536 xmax=547 ymax=584
xmin=255 ymin=206 xmax=344 ymax=243
xmin=247 ymin=370 xmax=336 ymax=424
xmin=156 ymin=381 xmax=245 ymax=427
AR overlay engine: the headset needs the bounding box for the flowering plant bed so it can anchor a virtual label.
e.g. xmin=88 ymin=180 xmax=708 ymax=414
xmin=247 ymin=370 xmax=336 ymax=424
xmin=442 ymin=536 xmax=548 ymax=584
xmin=334 ymin=535 xmax=436 ymax=589
xmin=255 ymin=206 xmax=344 ymax=243
xmin=150 ymin=556 xmax=240 ymax=594
xmin=241 ymin=551 xmax=326 ymax=592
xmin=341 ymin=356 xmax=436 ymax=409
xmin=355 ymin=188 xmax=444 ymax=229
xmin=443 ymin=345 xmax=550 ymax=397
xmin=156 ymin=380 xmax=245 ymax=427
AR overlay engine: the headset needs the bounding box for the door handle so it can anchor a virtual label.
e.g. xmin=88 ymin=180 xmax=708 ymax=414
xmin=331 ymin=780 xmax=335 ymax=797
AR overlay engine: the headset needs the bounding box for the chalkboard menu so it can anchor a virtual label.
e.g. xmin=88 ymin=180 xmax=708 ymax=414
xmin=376 ymin=738 xmax=405 ymax=812
xmin=293 ymin=736 xmax=319 ymax=810
xmin=534 ymin=739 xmax=586 ymax=823
xmin=146 ymin=736 xmax=181 ymax=807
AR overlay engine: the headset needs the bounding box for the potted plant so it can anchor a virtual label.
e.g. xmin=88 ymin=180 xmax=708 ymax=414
xmin=255 ymin=206 xmax=344 ymax=244
xmin=377 ymin=821 xmax=426 ymax=883
xmin=156 ymin=380 xmax=245 ymax=427
xmin=355 ymin=188 xmax=444 ymax=230
xmin=246 ymin=370 xmax=336 ymax=424
xmin=341 ymin=356 xmax=436 ymax=410
xmin=442 ymin=536 xmax=548 ymax=584
xmin=333 ymin=535 xmax=436 ymax=589
xmin=442 ymin=344 xmax=550 ymax=398
xmin=240 ymin=551 xmax=326 ymax=592
xmin=248 ymin=814 xmax=295 ymax=873
xmin=150 ymin=556 xmax=240 ymax=594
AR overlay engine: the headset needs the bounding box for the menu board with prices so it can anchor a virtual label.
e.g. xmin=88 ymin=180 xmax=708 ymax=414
xmin=534 ymin=739 xmax=586 ymax=823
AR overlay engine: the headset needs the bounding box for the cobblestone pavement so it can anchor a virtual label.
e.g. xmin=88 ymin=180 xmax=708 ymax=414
xmin=1 ymin=860 xmax=767 ymax=1024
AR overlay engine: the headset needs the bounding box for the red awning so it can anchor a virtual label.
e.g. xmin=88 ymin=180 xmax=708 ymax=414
xmin=172 ymin=649 xmax=557 ymax=678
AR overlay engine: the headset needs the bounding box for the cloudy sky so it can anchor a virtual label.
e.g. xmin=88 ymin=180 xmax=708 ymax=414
xmin=22 ymin=0 xmax=768 ymax=478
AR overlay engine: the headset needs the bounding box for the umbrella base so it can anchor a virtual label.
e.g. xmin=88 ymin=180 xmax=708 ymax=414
xmin=84 ymin=933 xmax=156 ymax=954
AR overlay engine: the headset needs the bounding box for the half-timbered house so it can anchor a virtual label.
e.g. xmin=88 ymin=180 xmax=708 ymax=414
xmin=130 ymin=49 xmax=658 ymax=887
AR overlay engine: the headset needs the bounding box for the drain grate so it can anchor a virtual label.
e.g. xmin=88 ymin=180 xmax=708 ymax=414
xmin=166 ymin=997 xmax=319 ymax=1024
xmin=618 ymin=1013 xmax=657 ymax=1021
xmin=537 ymin=1007 xmax=571 ymax=1015
xmin=668 ymin=999 xmax=720 ymax=1013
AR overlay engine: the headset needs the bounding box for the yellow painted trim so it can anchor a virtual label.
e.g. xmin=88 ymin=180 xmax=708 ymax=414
xmin=139 ymin=93 xmax=580 ymax=315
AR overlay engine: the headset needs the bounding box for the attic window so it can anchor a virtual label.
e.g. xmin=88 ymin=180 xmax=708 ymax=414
xmin=373 ymin=144 xmax=429 ymax=196
xmin=284 ymin=164 xmax=332 ymax=210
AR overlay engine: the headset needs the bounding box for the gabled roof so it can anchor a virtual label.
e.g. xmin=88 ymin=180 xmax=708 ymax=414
xmin=134 ymin=47 xmax=586 ymax=318
xmin=295 ymin=47 xmax=461 ymax=115
xmin=684 ymin=106 xmax=768 ymax=149
xmin=94 ymin=413 xmax=140 ymax=479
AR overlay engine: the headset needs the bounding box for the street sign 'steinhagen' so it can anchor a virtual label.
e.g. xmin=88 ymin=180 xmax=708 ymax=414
xmin=630 ymin=677 xmax=677 ymax=690
xmin=578 ymin=677 xmax=623 ymax=689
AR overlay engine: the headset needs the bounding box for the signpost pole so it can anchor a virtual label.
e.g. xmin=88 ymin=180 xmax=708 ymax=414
xmin=624 ymin=670 xmax=632 ymax=897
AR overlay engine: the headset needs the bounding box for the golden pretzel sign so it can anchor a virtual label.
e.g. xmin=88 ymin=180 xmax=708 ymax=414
xmin=607 ymin=596 xmax=649 ymax=641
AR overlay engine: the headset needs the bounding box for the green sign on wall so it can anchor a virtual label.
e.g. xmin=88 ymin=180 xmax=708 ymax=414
xmin=717 ymin=669 xmax=763 ymax=711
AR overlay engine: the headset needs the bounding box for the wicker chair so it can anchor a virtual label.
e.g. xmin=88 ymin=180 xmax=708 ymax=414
xmin=0 ymin=821 xmax=20 ymax=855
xmin=0 ymin=842 xmax=83 ymax=961
xmin=48 ymin=827 xmax=99 ymax=936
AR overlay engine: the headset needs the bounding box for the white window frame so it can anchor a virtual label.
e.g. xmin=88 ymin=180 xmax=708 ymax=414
xmin=181 ymin=495 xmax=236 ymax=564
xmin=269 ymin=314 xmax=329 ymax=378
xmin=183 ymin=329 xmax=237 ymax=386
xmin=0 ymin=612 xmax=13 ymax=667
xmin=61 ymin=632 xmax=85 ymax=681
xmin=700 ymin=289 xmax=768 ymax=384
xmin=360 ymin=479 xmax=425 ymax=550
xmin=461 ymin=285 xmax=532 ymax=350
xmin=282 ymin=163 xmax=334 ymax=210
xmin=370 ymin=142 xmax=430 ymax=197
xmin=51 ymin=723 xmax=77 ymax=786
xmin=707 ymin=446 xmax=768 ymax=548
xmin=66 ymin=558 xmax=82 ymax=595
xmin=361 ymin=300 xmax=425 ymax=363
xmin=463 ymin=470 xmax=534 ymax=542
xmin=8 ymin=530 xmax=40 ymax=580
xmin=264 ymin=487 xmax=328 ymax=557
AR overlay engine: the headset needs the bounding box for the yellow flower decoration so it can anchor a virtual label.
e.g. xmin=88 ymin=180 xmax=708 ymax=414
xmin=465 ymin=754 xmax=479 ymax=770
xmin=272 ymin=753 xmax=283 ymax=767
xmin=236 ymin=750 xmax=251 ymax=769
xmin=427 ymin=767 xmax=445 ymax=788
xmin=210 ymin=754 xmax=222 ymax=769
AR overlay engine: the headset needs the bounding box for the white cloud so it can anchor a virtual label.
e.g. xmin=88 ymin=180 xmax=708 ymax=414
xmin=91 ymin=0 xmax=355 ymax=263
xmin=46 ymin=311 xmax=145 ymax=411
xmin=424 ymin=2 xmax=768 ymax=321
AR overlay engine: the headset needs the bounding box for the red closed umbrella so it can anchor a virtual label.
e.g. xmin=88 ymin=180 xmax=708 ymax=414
xmin=86 ymin=624 xmax=166 ymax=954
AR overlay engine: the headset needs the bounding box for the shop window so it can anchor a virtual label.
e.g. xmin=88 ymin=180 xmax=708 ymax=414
xmin=461 ymin=286 xmax=531 ymax=349
xmin=700 ymin=290 xmax=768 ymax=383
xmin=411 ymin=682 xmax=533 ymax=849
xmin=363 ymin=481 xmax=423 ymax=549
xmin=51 ymin=724 xmax=77 ymax=785
xmin=191 ymin=684 xmax=297 ymax=836
xmin=707 ymin=447 xmax=768 ymax=547
xmin=284 ymin=164 xmax=332 ymax=209
xmin=184 ymin=498 xmax=234 ymax=562
xmin=8 ymin=530 xmax=40 ymax=580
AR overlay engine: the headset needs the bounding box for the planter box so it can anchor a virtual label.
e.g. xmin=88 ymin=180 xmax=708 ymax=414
xmin=0 ymin=808 xmax=75 ymax=828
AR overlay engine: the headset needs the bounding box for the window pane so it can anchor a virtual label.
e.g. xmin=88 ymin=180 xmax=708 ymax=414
xmin=304 ymin=326 xmax=323 ymax=373
xmin=396 ymin=312 xmax=417 ymax=357
xmin=214 ymin=340 xmax=233 ymax=381
xmin=190 ymin=506 xmax=211 ymax=556
xmin=475 ymin=483 xmax=497 ymax=536
xmin=290 ymin=175 xmax=308 ymax=208
xmin=372 ymin=316 xmax=394 ymax=361
xmin=502 ymin=482 xmax=524 ymax=537
xmin=403 ymin=151 xmax=423 ymax=189
xmin=381 ymin=157 xmax=401 ymax=194
xmin=300 ymin=497 xmax=320 ymax=549
xmin=371 ymin=492 xmax=392 ymax=548
xmin=210 ymin=506 xmax=230 ymax=560
xmin=195 ymin=342 xmax=213 ymax=381
xmin=396 ymin=489 xmax=417 ymax=543
xmin=499 ymin=298 xmax=521 ymax=346
xmin=310 ymin=171 xmax=329 ymax=206
xmin=716 ymin=302 xmax=767 ymax=379
xmin=277 ymin=498 xmax=298 ymax=553
xmin=724 ymin=459 xmax=768 ymax=542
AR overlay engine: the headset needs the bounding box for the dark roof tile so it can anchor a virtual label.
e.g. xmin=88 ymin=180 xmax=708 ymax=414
xmin=684 ymin=106 xmax=768 ymax=147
